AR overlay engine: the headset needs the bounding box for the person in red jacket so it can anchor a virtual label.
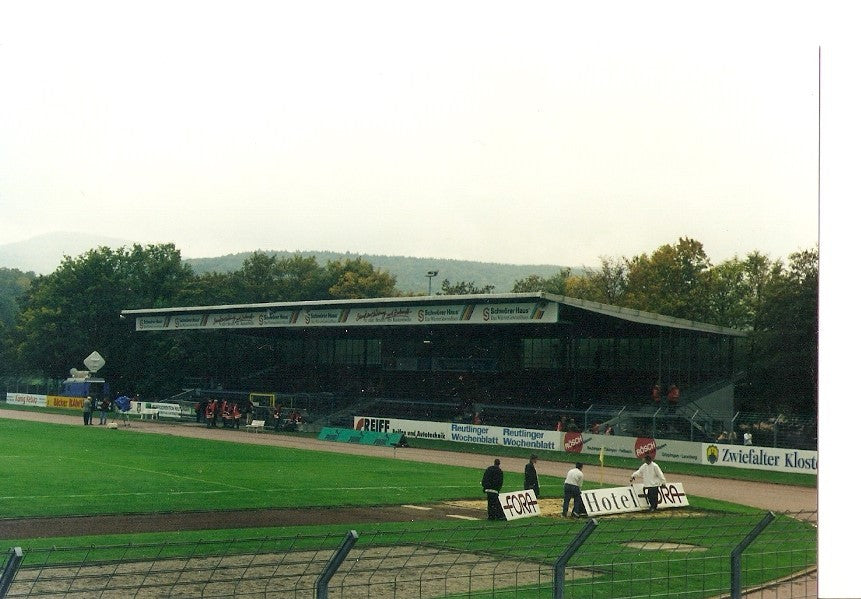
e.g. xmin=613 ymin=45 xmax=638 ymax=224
xmin=667 ymin=384 xmax=680 ymax=411
xmin=651 ymin=383 xmax=662 ymax=406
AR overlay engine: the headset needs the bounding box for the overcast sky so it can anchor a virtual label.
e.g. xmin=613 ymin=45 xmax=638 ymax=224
xmin=0 ymin=2 xmax=846 ymax=267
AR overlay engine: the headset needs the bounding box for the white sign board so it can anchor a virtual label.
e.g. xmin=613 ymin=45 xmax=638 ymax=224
xmin=581 ymin=483 xmax=689 ymax=516
xmin=498 ymin=489 xmax=541 ymax=521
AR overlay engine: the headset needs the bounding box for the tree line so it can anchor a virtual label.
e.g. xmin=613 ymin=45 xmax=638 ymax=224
xmin=0 ymin=237 xmax=817 ymax=414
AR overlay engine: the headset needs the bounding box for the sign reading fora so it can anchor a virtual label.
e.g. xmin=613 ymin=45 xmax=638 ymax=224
xmin=581 ymin=483 xmax=689 ymax=516
xmin=498 ymin=489 xmax=541 ymax=521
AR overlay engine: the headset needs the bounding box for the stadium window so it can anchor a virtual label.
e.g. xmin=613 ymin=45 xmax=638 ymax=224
xmin=366 ymin=339 xmax=382 ymax=365
xmin=523 ymin=338 xmax=560 ymax=369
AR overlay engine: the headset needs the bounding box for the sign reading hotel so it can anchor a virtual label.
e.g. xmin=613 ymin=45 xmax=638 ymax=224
xmin=581 ymin=483 xmax=689 ymax=516
xmin=136 ymin=301 xmax=558 ymax=330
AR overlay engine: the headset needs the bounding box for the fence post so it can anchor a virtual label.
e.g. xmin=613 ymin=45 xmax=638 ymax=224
xmin=316 ymin=530 xmax=358 ymax=599
xmin=730 ymin=511 xmax=775 ymax=599
xmin=553 ymin=518 xmax=598 ymax=599
xmin=0 ymin=547 xmax=23 ymax=598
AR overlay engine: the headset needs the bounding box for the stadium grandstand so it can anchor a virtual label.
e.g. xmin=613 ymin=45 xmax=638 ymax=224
xmin=118 ymin=292 xmax=767 ymax=445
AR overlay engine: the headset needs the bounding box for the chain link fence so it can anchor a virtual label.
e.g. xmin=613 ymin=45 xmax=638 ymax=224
xmin=1 ymin=510 xmax=816 ymax=598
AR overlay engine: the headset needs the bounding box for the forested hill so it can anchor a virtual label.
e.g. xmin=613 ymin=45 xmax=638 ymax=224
xmin=185 ymin=251 xmax=580 ymax=295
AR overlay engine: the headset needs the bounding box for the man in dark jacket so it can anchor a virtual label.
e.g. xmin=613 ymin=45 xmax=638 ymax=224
xmin=524 ymin=454 xmax=540 ymax=497
xmin=482 ymin=458 xmax=505 ymax=520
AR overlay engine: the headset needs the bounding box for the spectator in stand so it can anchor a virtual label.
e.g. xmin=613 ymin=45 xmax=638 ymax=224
xmin=667 ymin=384 xmax=680 ymax=411
xmin=481 ymin=458 xmax=505 ymax=520
xmin=556 ymin=418 xmax=564 ymax=432
xmin=272 ymin=405 xmax=283 ymax=430
xmin=205 ymin=399 xmax=217 ymax=428
xmin=231 ymin=402 xmax=241 ymax=428
xmin=590 ymin=421 xmax=601 ymax=435
xmin=651 ymin=382 xmax=662 ymax=406
xmin=743 ymin=431 xmax=753 ymax=445
xmin=604 ymin=424 xmax=614 ymax=435
xmin=524 ymin=454 xmax=540 ymax=497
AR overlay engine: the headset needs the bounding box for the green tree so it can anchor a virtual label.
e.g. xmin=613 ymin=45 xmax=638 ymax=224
xmin=511 ymin=268 xmax=572 ymax=295
xmin=11 ymin=244 xmax=196 ymax=395
xmin=326 ymin=258 xmax=398 ymax=299
xmin=565 ymin=257 xmax=627 ymax=304
xmin=624 ymin=237 xmax=712 ymax=320
xmin=745 ymin=247 xmax=818 ymax=413
xmin=438 ymin=279 xmax=495 ymax=295
xmin=708 ymin=251 xmax=776 ymax=329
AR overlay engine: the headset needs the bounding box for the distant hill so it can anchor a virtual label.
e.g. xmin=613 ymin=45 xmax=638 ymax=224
xmin=0 ymin=233 xmax=580 ymax=292
xmin=186 ymin=251 xmax=579 ymax=294
xmin=0 ymin=232 xmax=134 ymax=275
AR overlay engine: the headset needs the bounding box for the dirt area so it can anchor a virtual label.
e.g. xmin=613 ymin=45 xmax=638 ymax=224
xmin=0 ymin=409 xmax=817 ymax=540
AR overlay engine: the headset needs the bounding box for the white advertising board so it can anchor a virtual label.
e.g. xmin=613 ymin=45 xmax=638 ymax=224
xmin=6 ymin=392 xmax=47 ymax=407
xmin=703 ymin=443 xmax=818 ymax=474
xmin=581 ymin=482 xmax=689 ymax=516
xmin=354 ymin=416 xmax=563 ymax=451
xmin=498 ymin=489 xmax=541 ymax=521
xmin=352 ymin=416 xmax=817 ymax=475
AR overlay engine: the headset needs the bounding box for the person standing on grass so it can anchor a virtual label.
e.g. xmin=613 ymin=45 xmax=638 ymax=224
xmin=82 ymin=396 xmax=93 ymax=425
xmin=630 ymin=454 xmax=667 ymax=512
xmin=524 ymin=454 xmax=540 ymax=497
xmin=562 ymin=462 xmax=586 ymax=517
xmin=98 ymin=396 xmax=111 ymax=425
xmin=481 ymin=458 xmax=505 ymax=520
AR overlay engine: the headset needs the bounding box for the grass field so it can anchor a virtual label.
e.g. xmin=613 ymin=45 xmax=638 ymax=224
xmin=0 ymin=413 xmax=818 ymax=597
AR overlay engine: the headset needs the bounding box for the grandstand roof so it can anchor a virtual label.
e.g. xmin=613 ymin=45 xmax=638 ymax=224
xmin=122 ymin=292 xmax=745 ymax=337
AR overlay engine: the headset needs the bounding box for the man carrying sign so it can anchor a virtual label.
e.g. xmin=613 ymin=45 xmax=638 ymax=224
xmin=630 ymin=454 xmax=666 ymax=512
xmin=481 ymin=458 xmax=505 ymax=521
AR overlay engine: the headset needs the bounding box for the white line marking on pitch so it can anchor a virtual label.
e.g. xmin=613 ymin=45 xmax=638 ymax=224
xmin=402 ymin=505 xmax=433 ymax=510
xmin=447 ymin=515 xmax=479 ymax=520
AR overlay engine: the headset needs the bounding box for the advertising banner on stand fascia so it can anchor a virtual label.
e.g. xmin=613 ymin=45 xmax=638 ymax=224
xmin=354 ymin=416 xmax=564 ymax=451
xmin=703 ymin=443 xmax=818 ymax=474
xmin=563 ymin=431 xmax=702 ymax=464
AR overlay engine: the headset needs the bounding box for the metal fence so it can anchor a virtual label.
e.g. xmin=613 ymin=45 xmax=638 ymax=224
xmin=1 ymin=510 xmax=817 ymax=598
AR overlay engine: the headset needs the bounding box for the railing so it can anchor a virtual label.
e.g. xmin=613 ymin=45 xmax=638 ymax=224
xmin=1 ymin=511 xmax=817 ymax=598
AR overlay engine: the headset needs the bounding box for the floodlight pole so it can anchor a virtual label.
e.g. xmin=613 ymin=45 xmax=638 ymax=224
xmin=426 ymin=270 xmax=438 ymax=295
